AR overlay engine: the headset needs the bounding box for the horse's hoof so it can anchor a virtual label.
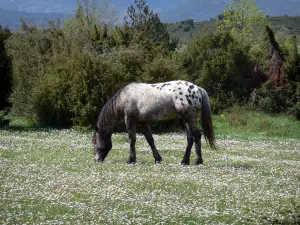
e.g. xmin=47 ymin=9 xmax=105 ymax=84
xmin=194 ymin=160 xmax=203 ymax=166
xmin=155 ymin=156 xmax=162 ymax=164
xmin=181 ymin=160 xmax=190 ymax=166
xmin=127 ymin=158 xmax=136 ymax=164
xmin=94 ymin=158 xmax=104 ymax=163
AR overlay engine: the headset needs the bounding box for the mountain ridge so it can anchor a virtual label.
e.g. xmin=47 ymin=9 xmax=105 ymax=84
xmin=0 ymin=8 xmax=71 ymax=30
xmin=1 ymin=0 xmax=300 ymax=29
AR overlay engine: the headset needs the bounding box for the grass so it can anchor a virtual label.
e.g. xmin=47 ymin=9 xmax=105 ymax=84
xmin=213 ymin=106 xmax=300 ymax=140
xmin=1 ymin=110 xmax=300 ymax=224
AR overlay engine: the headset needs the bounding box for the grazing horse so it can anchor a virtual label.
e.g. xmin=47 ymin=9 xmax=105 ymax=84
xmin=93 ymin=80 xmax=215 ymax=165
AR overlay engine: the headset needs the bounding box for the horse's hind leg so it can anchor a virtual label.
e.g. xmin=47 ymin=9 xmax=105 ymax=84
xmin=125 ymin=115 xmax=137 ymax=164
xmin=193 ymin=127 xmax=203 ymax=165
xmin=182 ymin=116 xmax=203 ymax=165
xmin=186 ymin=120 xmax=203 ymax=165
xmin=140 ymin=123 xmax=162 ymax=163
xmin=181 ymin=123 xmax=194 ymax=165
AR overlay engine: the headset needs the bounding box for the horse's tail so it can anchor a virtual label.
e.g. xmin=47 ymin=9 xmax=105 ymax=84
xmin=201 ymin=90 xmax=216 ymax=149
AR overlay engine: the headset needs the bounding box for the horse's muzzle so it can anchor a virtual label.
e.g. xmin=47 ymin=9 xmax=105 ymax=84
xmin=94 ymin=151 xmax=108 ymax=163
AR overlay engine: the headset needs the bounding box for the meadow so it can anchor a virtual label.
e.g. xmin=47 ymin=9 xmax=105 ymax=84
xmin=1 ymin=110 xmax=300 ymax=224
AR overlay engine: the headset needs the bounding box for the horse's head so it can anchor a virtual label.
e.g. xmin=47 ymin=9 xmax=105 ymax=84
xmin=92 ymin=127 xmax=112 ymax=162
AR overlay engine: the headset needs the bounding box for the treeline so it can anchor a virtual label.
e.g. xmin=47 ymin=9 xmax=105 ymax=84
xmin=1 ymin=0 xmax=300 ymax=128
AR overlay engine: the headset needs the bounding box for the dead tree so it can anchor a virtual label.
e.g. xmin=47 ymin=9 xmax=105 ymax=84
xmin=265 ymin=25 xmax=285 ymax=86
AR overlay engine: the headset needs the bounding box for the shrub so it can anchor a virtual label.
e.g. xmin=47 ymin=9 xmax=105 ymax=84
xmin=0 ymin=25 xmax=12 ymax=111
xmin=115 ymin=46 xmax=145 ymax=82
xmin=180 ymin=32 xmax=252 ymax=112
xmin=141 ymin=56 xmax=187 ymax=83
xmin=256 ymin=81 xmax=300 ymax=119
xmin=31 ymin=52 xmax=126 ymax=127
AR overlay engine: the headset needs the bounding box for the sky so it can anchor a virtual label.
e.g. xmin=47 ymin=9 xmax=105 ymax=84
xmin=0 ymin=0 xmax=189 ymax=13
xmin=0 ymin=0 xmax=300 ymax=22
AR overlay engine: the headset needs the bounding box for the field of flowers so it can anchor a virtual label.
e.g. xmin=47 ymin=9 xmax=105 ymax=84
xmin=1 ymin=128 xmax=300 ymax=224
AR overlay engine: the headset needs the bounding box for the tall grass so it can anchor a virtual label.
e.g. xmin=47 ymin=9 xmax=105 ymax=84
xmin=213 ymin=105 xmax=300 ymax=139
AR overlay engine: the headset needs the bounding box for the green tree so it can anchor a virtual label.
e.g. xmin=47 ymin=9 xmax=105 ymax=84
xmin=181 ymin=32 xmax=252 ymax=111
xmin=7 ymin=19 xmax=64 ymax=117
xmin=217 ymin=0 xmax=269 ymax=44
xmin=0 ymin=25 xmax=12 ymax=126
xmin=75 ymin=0 xmax=118 ymax=31
xmin=0 ymin=25 xmax=12 ymax=111
xmin=285 ymin=35 xmax=300 ymax=82
xmin=182 ymin=19 xmax=194 ymax=32
xmin=62 ymin=0 xmax=119 ymax=54
xmin=5 ymin=0 xmax=182 ymax=128
xmin=125 ymin=0 xmax=177 ymax=50
xmin=31 ymin=52 xmax=127 ymax=127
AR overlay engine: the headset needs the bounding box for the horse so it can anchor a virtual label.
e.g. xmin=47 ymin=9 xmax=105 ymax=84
xmin=92 ymin=80 xmax=216 ymax=165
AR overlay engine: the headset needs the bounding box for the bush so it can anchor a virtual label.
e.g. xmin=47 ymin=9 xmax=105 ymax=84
xmin=115 ymin=46 xmax=145 ymax=82
xmin=256 ymin=81 xmax=300 ymax=119
xmin=141 ymin=56 xmax=187 ymax=83
xmin=31 ymin=52 xmax=127 ymax=127
xmin=180 ymin=32 xmax=252 ymax=112
xmin=5 ymin=1 xmax=183 ymax=128
xmin=0 ymin=110 xmax=10 ymax=127
xmin=0 ymin=26 xmax=12 ymax=111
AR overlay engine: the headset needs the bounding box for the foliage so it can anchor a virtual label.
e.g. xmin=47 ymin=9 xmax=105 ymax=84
xmin=285 ymin=35 xmax=300 ymax=82
xmin=0 ymin=110 xmax=10 ymax=127
xmin=31 ymin=52 xmax=128 ymax=127
xmin=0 ymin=25 xmax=12 ymax=111
xmin=167 ymin=16 xmax=300 ymax=47
xmin=7 ymin=19 xmax=64 ymax=117
xmin=75 ymin=0 xmax=119 ymax=28
xmin=216 ymin=0 xmax=269 ymax=45
xmin=141 ymin=55 xmax=187 ymax=83
xmin=180 ymin=19 xmax=194 ymax=32
xmin=5 ymin=0 xmax=185 ymax=127
xmin=251 ymin=27 xmax=300 ymax=120
xmin=4 ymin=0 xmax=300 ymax=127
xmin=180 ymin=32 xmax=252 ymax=112
xmin=125 ymin=0 xmax=178 ymax=51
xmin=255 ymin=81 xmax=300 ymax=119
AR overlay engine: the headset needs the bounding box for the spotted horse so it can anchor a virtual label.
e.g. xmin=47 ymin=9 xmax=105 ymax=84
xmin=93 ymin=80 xmax=216 ymax=165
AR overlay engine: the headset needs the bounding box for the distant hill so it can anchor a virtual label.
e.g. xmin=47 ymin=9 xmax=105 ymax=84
xmin=0 ymin=8 xmax=71 ymax=30
xmin=1 ymin=0 xmax=300 ymax=25
xmin=0 ymin=0 xmax=75 ymax=14
xmin=167 ymin=16 xmax=300 ymax=45
xmin=160 ymin=0 xmax=300 ymax=22
xmin=1 ymin=6 xmax=299 ymax=48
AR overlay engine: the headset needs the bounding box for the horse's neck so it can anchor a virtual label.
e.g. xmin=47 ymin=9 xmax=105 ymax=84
xmin=98 ymin=107 xmax=117 ymax=135
xmin=99 ymin=121 xmax=116 ymax=136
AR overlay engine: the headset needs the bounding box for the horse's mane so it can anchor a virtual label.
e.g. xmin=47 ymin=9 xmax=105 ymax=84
xmin=96 ymin=84 xmax=128 ymax=132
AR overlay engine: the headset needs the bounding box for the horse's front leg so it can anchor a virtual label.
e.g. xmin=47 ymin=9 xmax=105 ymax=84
xmin=140 ymin=123 xmax=162 ymax=164
xmin=125 ymin=116 xmax=137 ymax=164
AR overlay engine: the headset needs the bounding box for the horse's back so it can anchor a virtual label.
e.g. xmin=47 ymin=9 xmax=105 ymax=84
xmin=117 ymin=81 xmax=206 ymax=122
xmin=117 ymin=82 xmax=175 ymax=121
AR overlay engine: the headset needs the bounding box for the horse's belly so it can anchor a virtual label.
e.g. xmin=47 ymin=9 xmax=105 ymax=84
xmin=138 ymin=101 xmax=177 ymax=122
